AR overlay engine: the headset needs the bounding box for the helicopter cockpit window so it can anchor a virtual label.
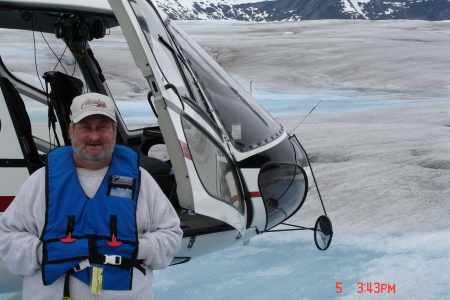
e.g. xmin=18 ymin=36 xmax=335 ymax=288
xmin=89 ymin=26 xmax=157 ymax=130
xmin=127 ymin=0 xmax=190 ymax=99
xmin=0 ymin=27 xmax=83 ymax=146
xmin=258 ymin=163 xmax=308 ymax=230
xmin=166 ymin=21 xmax=284 ymax=152
xmin=0 ymin=28 xmax=86 ymax=93
xmin=181 ymin=115 xmax=245 ymax=214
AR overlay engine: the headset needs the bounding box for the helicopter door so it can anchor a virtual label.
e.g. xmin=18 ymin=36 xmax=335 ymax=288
xmin=108 ymin=0 xmax=247 ymax=234
xmin=0 ymin=76 xmax=34 ymax=212
xmin=180 ymin=113 xmax=247 ymax=233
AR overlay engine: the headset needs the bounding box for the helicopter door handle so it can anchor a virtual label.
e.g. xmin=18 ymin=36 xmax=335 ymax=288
xmin=187 ymin=236 xmax=196 ymax=250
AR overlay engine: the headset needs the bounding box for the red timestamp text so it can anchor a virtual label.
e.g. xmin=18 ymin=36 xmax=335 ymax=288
xmin=335 ymin=282 xmax=397 ymax=294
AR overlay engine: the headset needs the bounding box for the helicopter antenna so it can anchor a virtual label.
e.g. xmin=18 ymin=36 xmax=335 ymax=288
xmin=290 ymin=100 xmax=322 ymax=135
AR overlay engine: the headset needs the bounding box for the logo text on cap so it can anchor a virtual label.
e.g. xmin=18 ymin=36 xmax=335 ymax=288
xmin=81 ymin=98 xmax=107 ymax=109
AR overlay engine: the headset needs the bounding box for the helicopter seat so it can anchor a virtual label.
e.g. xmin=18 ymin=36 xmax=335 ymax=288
xmin=139 ymin=156 xmax=177 ymax=206
xmin=1 ymin=77 xmax=44 ymax=173
xmin=43 ymin=71 xmax=84 ymax=146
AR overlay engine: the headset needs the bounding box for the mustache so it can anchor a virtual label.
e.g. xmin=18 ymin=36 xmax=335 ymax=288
xmin=85 ymin=140 xmax=102 ymax=145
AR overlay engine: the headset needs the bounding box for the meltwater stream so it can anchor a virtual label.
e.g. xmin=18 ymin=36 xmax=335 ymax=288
xmin=23 ymin=88 xmax=440 ymax=133
xmin=252 ymin=90 xmax=442 ymax=116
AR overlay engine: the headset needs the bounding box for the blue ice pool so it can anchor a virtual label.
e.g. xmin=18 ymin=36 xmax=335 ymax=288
xmin=23 ymin=90 xmax=446 ymax=130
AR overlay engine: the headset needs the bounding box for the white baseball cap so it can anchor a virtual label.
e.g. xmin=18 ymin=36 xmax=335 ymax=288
xmin=70 ymin=93 xmax=117 ymax=123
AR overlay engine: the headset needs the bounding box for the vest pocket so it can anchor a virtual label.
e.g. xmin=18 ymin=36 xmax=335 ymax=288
xmin=108 ymin=175 xmax=135 ymax=199
xmin=42 ymin=239 xmax=90 ymax=286
xmin=45 ymin=238 xmax=90 ymax=262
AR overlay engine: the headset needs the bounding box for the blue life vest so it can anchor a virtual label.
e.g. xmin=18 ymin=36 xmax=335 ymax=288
xmin=40 ymin=145 xmax=143 ymax=290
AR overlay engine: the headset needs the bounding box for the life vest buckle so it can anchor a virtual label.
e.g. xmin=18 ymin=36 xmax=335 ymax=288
xmin=104 ymin=255 xmax=122 ymax=265
xmin=73 ymin=259 xmax=91 ymax=272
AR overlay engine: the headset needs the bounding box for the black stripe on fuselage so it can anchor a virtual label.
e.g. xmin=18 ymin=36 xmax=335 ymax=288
xmin=0 ymin=159 xmax=27 ymax=167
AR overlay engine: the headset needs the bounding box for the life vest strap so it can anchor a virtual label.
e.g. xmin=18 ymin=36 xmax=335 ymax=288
xmin=72 ymin=255 xmax=146 ymax=275
xmin=62 ymin=272 xmax=72 ymax=300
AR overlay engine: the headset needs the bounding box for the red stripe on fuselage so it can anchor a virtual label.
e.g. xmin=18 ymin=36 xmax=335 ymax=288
xmin=179 ymin=140 xmax=192 ymax=160
xmin=249 ymin=191 xmax=261 ymax=198
xmin=0 ymin=196 xmax=15 ymax=212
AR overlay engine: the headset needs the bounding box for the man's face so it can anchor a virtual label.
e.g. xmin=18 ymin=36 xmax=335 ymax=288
xmin=69 ymin=114 xmax=116 ymax=165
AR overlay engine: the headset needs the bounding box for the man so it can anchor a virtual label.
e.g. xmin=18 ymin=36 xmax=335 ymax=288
xmin=0 ymin=93 xmax=182 ymax=299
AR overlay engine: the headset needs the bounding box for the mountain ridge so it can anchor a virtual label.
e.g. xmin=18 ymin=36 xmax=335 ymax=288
xmin=154 ymin=0 xmax=450 ymax=21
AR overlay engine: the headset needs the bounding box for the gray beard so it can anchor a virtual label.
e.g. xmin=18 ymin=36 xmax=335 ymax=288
xmin=71 ymin=138 xmax=115 ymax=165
xmin=73 ymin=145 xmax=114 ymax=164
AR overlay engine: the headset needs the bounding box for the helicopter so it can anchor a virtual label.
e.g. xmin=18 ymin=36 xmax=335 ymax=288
xmin=0 ymin=0 xmax=332 ymax=296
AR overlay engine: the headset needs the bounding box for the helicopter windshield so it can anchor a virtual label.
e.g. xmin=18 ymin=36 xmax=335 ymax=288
xmin=166 ymin=21 xmax=284 ymax=152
